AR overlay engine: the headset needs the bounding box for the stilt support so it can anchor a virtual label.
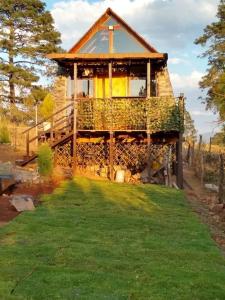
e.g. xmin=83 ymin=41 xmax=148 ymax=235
xmin=176 ymin=132 xmax=183 ymax=189
xmin=109 ymin=131 xmax=114 ymax=181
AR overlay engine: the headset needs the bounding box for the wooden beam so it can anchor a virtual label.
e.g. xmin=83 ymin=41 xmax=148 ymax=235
xmin=47 ymin=52 xmax=167 ymax=60
xmin=73 ymin=63 xmax=78 ymax=172
xmin=109 ymin=29 xmax=114 ymax=53
xmin=147 ymin=59 xmax=151 ymax=98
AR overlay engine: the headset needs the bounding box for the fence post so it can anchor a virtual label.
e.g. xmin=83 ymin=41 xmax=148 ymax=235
xmin=198 ymin=134 xmax=202 ymax=152
xmin=26 ymin=131 xmax=30 ymax=157
xmin=218 ymin=154 xmax=224 ymax=203
xmin=200 ymin=153 xmax=204 ymax=186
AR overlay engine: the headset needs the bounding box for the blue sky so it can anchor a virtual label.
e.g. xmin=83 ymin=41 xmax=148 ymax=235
xmin=45 ymin=0 xmax=220 ymax=135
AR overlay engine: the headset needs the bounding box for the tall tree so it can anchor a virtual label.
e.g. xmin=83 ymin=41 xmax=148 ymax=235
xmin=184 ymin=110 xmax=197 ymax=144
xmin=195 ymin=0 xmax=225 ymax=120
xmin=0 ymin=0 xmax=61 ymax=104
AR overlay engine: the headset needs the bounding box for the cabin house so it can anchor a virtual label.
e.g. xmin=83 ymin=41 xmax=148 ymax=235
xmin=22 ymin=8 xmax=184 ymax=187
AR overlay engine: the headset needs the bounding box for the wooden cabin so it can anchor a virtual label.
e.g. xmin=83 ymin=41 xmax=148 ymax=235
xmin=23 ymin=8 xmax=184 ymax=187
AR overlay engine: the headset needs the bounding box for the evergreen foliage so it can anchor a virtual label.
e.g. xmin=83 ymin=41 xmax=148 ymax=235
xmin=0 ymin=0 xmax=61 ymax=104
xmin=184 ymin=111 xmax=197 ymax=144
xmin=195 ymin=0 xmax=225 ymax=120
xmin=37 ymin=143 xmax=53 ymax=177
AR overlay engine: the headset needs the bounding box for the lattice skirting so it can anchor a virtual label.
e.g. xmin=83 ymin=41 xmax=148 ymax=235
xmin=53 ymin=140 xmax=176 ymax=178
xmin=54 ymin=141 xmax=73 ymax=168
xmin=76 ymin=142 xmax=109 ymax=168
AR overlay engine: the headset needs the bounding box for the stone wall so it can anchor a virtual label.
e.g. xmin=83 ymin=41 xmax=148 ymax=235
xmin=156 ymin=67 xmax=174 ymax=97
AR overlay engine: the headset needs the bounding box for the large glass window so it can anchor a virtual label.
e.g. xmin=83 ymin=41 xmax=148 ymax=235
xmin=130 ymin=78 xmax=146 ymax=97
xmin=113 ymin=29 xmax=147 ymax=53
xmin=78 ymin=16 xmax=148 ymax=54
xmin=78 ymin=30 xmax=108 ymax=53
xmin=77 ymin=79 xmax=93 ymax=97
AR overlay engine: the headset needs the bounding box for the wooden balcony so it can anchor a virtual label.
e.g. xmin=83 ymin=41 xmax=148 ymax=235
xmin=77 ymin=97 xmax=184 ymax=132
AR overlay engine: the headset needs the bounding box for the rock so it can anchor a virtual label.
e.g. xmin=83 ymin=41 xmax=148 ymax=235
xmin=115 ymin=170 xmax=125 ymax=183
xmin=12 ymin=167 xmax=39 ymax=183
xmin=0 ymin=162 xmax=13 ymax=177
xmin=10 ymin=195 xmax=35 ymax=212
xmin=125 ymin=170 xmax=132 ymax=183
xmin=205 ymin=183 xmax=219 ymax=193
xmin=141 ymin=167 xmax=149 ymax=183
xmin=212 ymin=215 xmax=220 ymax=223
xmin=210 ymin=203 xmax=224 ymax=214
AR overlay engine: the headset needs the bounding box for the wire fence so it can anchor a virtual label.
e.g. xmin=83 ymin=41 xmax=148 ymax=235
xmin=184 ymin=137 xmax=225 ymax=202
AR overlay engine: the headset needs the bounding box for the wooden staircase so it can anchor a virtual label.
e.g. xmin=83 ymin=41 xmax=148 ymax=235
xmin=21 ymin=103 xmax=74 ymax=166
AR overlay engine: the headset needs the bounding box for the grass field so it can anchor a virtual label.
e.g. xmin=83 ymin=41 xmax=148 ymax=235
xmin=0 ymin=177 xmax=225 ymax=299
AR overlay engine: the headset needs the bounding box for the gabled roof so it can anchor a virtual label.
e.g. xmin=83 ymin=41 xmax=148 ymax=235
xmin=69 ymin=7 xmax=158 ymax=54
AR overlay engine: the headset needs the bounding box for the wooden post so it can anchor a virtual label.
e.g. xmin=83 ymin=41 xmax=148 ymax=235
xmin=167 ymin=146 xmax=172 ymax=187
xmin=218 ymin=154 xmax=224 ymax=203
xmin=209 ymin=137 xmax=212 ymax=153
xmin=109 ymin=60 xmax=113 ymax=131
xmin=198 ymin=134 xmax=202 ymax=152
xmin=73 ymin=62 xmax=78 ymax=172
xmin=147 ymin=132 xmax=152 ymax=183
xmin=50 ymin=116 xmax=54 ymax=144
xmin=26 ymin=131 xmax=30 ymax=157
xmin=176 ymin=132 xmax=183 ymax=189
xmin=35 ymin=104 xmax=38 ymax=150
xmin=147 ymin=59 xmax=151 ymax=98
xmin=190 ymin=141 xmax=195 ymax=167
xmin=109 ymin=61 xmax=112 ymax=98
xmin=0 ymin=179 xmax=2 ymax=195
xmin=109 ymin=131 xmax=114 ymax=181
xmin=200 ymin=153 xmax=204 ymax=186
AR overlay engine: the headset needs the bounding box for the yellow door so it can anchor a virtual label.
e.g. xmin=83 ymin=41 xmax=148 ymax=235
xmin=95 ymin=76 xmax=127 ymax=98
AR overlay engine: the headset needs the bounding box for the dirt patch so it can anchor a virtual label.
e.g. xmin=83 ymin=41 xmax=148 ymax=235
xmin=184 ymin=167 xmax=225 ymax=254
xmin=0 ymin=144 xmax=24 ymax=163
xmin=0 ymin=182 xmax=56 ymax=227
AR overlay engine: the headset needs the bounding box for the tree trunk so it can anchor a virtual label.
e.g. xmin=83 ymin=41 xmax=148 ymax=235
xmin=9 ymin=24 xmax=15 ymax=105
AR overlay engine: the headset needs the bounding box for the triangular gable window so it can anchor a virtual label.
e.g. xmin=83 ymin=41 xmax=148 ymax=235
xmin=78 ymin=16 xmax=148 ymax=54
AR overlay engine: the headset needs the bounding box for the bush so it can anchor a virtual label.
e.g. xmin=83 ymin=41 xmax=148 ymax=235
xmin=37 ymin=143 xmax=53 ymax=177
xmin=0 ymin=123 xmax=10 ymax=144
xmin=40 ymin=93 xmax=55 ymax=119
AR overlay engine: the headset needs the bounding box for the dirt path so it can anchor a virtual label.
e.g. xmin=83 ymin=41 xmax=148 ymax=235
xmin=0 ymin=144 xmax=24 ymax=163
xmin=184 ymin=167 xmax=225 ymax=253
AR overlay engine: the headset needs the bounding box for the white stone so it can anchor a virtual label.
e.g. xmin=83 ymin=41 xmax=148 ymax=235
xmin=10 ymin=195 xmax=35 ymax=212
xmin=205 ymin=184 xmax=219 ymax=193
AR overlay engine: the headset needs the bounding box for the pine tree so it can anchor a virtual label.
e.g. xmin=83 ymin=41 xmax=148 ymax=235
xmin=184 ymin=110 xmax=197 ymax=145
xmin=0 ymin=0 xmax=61 ymax=104
xmin=195 ymin=0 xmax=225 ymax=120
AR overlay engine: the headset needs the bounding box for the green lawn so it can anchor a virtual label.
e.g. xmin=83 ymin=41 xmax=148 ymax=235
xmin=0 ymin=177 xmax=225 ymax=299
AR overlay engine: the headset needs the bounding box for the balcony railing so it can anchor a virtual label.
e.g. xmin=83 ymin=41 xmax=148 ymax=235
xmin=77 ymin=97 xmax=183 ymax=132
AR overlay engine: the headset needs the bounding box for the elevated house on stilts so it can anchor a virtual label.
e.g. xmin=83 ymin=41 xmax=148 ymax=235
xmin=22 ymin=8 xmax=184 ymax=187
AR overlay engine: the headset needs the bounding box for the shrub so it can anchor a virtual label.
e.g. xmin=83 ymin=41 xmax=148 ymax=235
xmin=0 ymin=122 xmax=10 ymax=144
xmin=37 ymin=143 xmax=53 ymax=177
xmin=40 ymin=93 xmax=55 ymax=119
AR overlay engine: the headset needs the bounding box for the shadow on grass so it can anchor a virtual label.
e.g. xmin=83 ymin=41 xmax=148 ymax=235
xmin=42 ymin=177 xmax=162 ymax=215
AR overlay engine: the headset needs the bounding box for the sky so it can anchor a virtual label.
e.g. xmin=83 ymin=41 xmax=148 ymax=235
xmin=45 ymin=0 xmax=220 ymax=135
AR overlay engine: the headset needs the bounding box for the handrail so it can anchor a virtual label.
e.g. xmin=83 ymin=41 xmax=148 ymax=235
xmin=22 ymin=102 xmax=73 ymax=134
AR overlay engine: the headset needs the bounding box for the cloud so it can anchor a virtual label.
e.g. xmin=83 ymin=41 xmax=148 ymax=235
xmin=168 ymin=58 xmax=188 ymax=65
xmin=170 ymin=70 xmax=204 ymax=91
xmin=51 ymin=0 xmax=219 ymax=51
xmin=190 ymin=110 xmax=214 ymax=117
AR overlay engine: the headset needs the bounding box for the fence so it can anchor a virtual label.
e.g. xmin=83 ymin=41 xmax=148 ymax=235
xmin=184 ymin=137 xmax=225 ymax=202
